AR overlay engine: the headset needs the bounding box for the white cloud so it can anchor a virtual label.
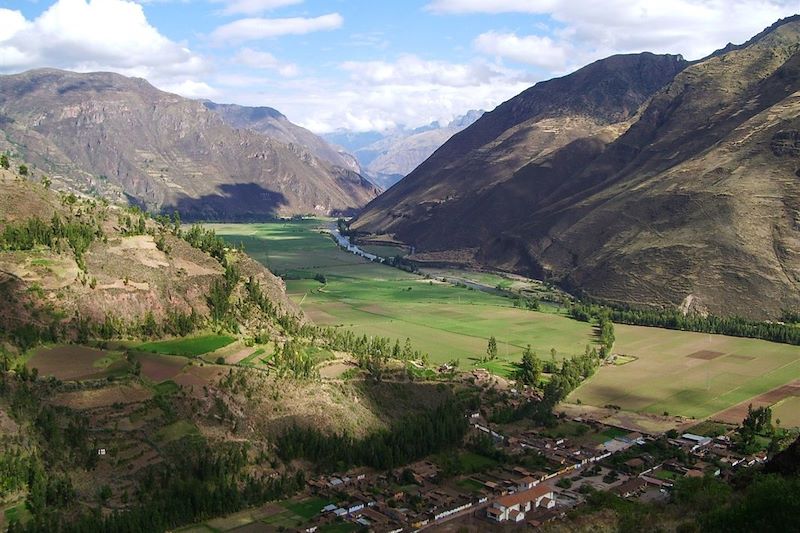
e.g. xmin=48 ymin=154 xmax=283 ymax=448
xmin=233 ymin=47 xmax=299 ymax=76
xmin=0 ymin=0 xmax=211 ymax=98
xmin=340 ymin=54 xmax=509 ymax=88
xmin=160 ymin=79 xmax=219 ymax=98
xmin=211 ymin=13 xmax=343 ymax=44
xmin=429 ymin=0 xmax=799 ymax=60
xmin=228 ymin=55 xmax=531 ymax=132
xmin=474 ymin=31 xmax=569 ymax=70
xmin=211 ymin=0 xmax=303 ymax=16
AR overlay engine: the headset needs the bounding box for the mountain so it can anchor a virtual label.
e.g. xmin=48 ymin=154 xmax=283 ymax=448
xmin=324 ymin=110 xmax=484 ymax=189
xmin=202 ymin=101 xmax=362 ymax=174
xmin=352 ymin=16 xmax=800 ymax=319
xmin=0 ymin=69 xmax=378 ymax=220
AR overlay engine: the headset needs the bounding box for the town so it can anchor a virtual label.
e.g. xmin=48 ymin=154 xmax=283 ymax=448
xmin=268 ymin=373 xmax=771 ymax=532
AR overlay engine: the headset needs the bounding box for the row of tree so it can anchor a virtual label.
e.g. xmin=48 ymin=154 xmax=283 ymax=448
xmin=570 ymin=303 xmax=800 ymax=346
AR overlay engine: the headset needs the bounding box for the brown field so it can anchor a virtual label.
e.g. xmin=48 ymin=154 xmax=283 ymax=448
xmin=772 ymin=396 xmax=800 ymax=428
xmin=135 ymin=352 xmax=186 ymax=382
xmin=558 ymin=403 xmax=686 ymax=435
xmin=319 ymin=361 xmax=354 ymax=379
xmin=51 ymin=383 xmax=153 ymax=410
xmin=28 ymin=345 xmax=114 ymax=381
xmin=712 ymin=381 xmax=800 ymax=425
xmin=173 ymin=364 xmax=225 ymax=391
xmin=687 ymin=350 xmax=725 ymax=360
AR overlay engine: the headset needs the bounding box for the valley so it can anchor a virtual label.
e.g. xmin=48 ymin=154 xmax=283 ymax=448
xmin=211 ymin=219 xmax=800 ymax=427
xmin=1 ymin=6 xmax=799 ymax=532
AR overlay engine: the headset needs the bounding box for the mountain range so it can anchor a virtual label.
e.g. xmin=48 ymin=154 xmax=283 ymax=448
xmin=324 ymin=110 xmax=484 ymax=189
xmin=0 ymin=69 xmax=378 ymax=220
xmin=352 ymin=16 xmax=800 ymax=319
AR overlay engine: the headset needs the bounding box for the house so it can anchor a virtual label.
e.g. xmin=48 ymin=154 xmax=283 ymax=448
xmin=487 ymin=485 xmax=556 ymax=522
xmin=516 ymin=476 xmax=539 ymax=491
xmin=612 ymin=478 xmax=648 ymax=498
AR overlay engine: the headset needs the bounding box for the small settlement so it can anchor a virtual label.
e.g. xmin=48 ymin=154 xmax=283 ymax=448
xmin=286 ymin=401 xmax=768 ymax=532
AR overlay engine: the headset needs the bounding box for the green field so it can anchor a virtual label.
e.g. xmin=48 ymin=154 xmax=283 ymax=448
xmin=209 ymin=221 xmax=596 ymax=367
xmin=209 ymin=220 xmax=800 ymax=423
xmin=137 ymin=334 xmax=236 ymax=357
xmin=283 ymin=497 xmax=330 ymax=520
xmin=569 ymin=325 xmax=800 ymax=421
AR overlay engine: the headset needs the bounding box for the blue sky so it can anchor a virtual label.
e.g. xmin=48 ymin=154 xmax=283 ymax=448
xmin=1 ymin=0 xmax=798 ymax=132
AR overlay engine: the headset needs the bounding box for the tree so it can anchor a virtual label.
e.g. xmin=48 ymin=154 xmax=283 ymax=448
xmin=737 ymin=404 xmax=773 ymax=452
xmin=41 ymin=176 xmax=51 ymax=189
xmin=486 ymin=336 xmax=498 ymax=361
xmin=18 ymin=164 xmax=28 ymax=176
xmin=516 ymin=345 xmax=542 ymax=386
xmin=0 ymin=154 xmax=8 ymax=170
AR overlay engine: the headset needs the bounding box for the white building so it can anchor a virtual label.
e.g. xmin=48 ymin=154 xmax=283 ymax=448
xmin=486 ymin=485 xmax=556 ymax=522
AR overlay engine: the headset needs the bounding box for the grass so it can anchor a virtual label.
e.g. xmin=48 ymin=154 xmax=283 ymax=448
xmin=453 ymin=451 xmax=498 ymax=473
xmin=262 ymin=510 xmax=305 ymax=529
xmin=540 ymin=420 xmax=592 ymax=439
xmin=4 ymin=503 xmax=31 ymax=525
xmin=569 ymin=324 xmax=800 ymax=420
xmin=209 ymin=220 xmax=800 ymax=422
xmin=686 ymin=421 xmax=732 ymax=437
xmin=137 ymin=334 xmax=235 ymax=358
xmin=319 ymin=521 xmax=359 ymax=533
xmin=209 ymin=221 xmax=596 ymax=369
xmin=653 ymin=469 xmax=681 ymax=481
xmin=156 ymin=420 xmax=201 ymax=444
xmin=457 ymin=478 xmax=487 ymax=493
xmin=154 ymin=380 xmax=180 ymax=396
xmin=283 ymin=497 xmax=330 ymax=520
xmin=772 ymin=396 xmax=800 ymax=428
xmin=239 ymin=348 xmax=266 ymax=366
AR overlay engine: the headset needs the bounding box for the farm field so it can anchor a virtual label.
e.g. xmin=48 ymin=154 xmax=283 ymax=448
xmin=27 ymin=345 xmax=130 ymax=381
xmin=568 ymin=325 xmax=800 ymax=423
xmin=136 ymin=334 xmax=236 ymax=357
xmin=210 ymin=221 xmax=800 ymax=424
xmin=209 ymin=221 xmax=596 ymax=367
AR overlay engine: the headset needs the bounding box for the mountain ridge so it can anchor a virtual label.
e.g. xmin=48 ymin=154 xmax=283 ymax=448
xmin=0 ymin=68 xmax=378 ymax=220
xmin=352 ymin=17 xmax=800 ymax=319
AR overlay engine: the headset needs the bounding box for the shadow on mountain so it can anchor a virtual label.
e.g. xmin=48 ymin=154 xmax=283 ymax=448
xmin=165 ymin=183 xmax=289 ymax=222
xmin=274 ymin=379 xmax=458 ymax=434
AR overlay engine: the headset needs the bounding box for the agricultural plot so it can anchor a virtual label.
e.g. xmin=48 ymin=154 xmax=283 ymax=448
xmin=210 ymin=221 xmax=596 ymax=367
xmin=136 ymin=334 xmax=235 ymax=357
xmin=27 ymin=345 xmax=129 ymax=381
xmin=568 ymin=325 xmax=800 ymax=423
xmin=134 ymin=352 xmax=187 ymax=382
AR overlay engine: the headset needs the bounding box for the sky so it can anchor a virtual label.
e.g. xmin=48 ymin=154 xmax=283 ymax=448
xmin=0 ymin=0 xmax=797 ymax=133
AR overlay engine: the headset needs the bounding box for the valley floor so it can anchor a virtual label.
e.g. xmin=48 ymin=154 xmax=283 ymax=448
xmin=211 ymin=219 xmax=800 ymax=428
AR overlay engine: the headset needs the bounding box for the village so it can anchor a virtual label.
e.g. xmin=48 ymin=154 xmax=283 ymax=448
xmin=292 ymin=389 xmax=768 ymax=532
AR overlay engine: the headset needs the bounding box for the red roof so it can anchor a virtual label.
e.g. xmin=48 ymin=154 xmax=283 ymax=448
xmin=496 ymin=485 xmax=553 ymax=509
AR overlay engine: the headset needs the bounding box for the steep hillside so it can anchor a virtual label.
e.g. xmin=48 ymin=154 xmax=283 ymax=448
xmin=324 ymin=110 xmax=484 ymax=189
xmin=0 ymin=163 xmax=298 ymax=344
xmin=203 ymin=101 xmax=362 ymax=174
xmin=352 ymin=17 xmax=800 ymax=319
xmin=0 ymin=69 xmax=378 ymax=219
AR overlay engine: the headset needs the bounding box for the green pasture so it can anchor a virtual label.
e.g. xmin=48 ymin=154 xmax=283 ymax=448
xmin=137 ymin=334 xmax=235 ymax=358
xmin=210 ymin=220 xmax=800 ymax=423
xmin=210 ymin=221 xmax=596 ymax=368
